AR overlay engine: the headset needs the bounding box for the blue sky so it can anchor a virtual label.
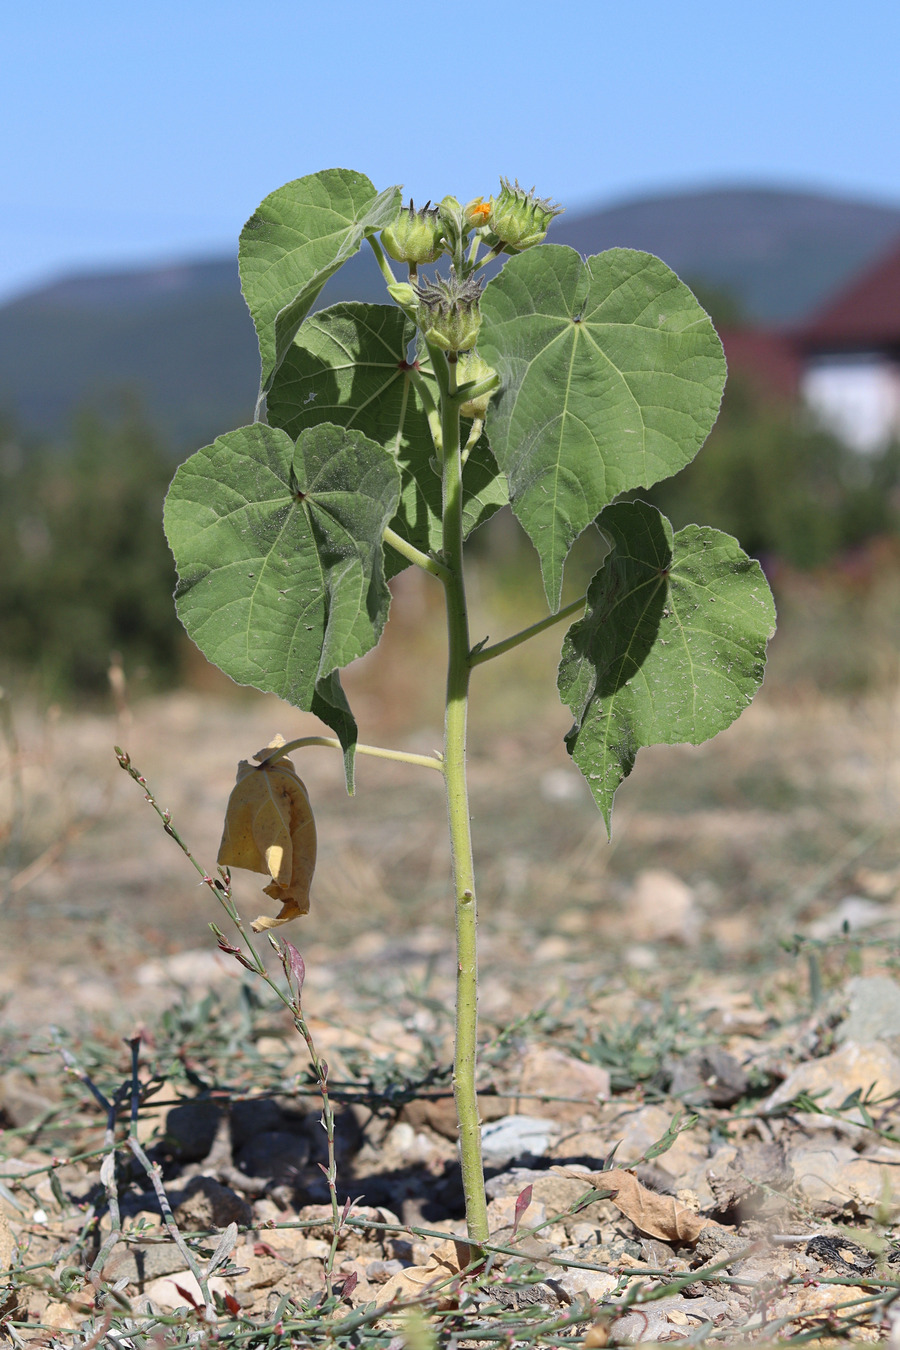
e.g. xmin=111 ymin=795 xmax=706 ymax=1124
xmin=2 ymin=0 xmax=898 ymax=303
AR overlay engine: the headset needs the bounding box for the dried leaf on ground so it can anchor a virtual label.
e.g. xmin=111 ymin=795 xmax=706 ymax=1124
xmin=553 ymin=1165 xmax=723 ymax=1244
xmin=377 ymin=1238 xmax=472 ymax=1309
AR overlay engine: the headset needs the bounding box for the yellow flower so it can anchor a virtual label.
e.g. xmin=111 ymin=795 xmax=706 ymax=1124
xmin=217 ymin=736 xmax=316 ymax=932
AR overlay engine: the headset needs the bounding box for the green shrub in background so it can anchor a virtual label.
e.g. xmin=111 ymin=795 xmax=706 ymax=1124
xmin=651 ymin=378 xmax=900 ymax=569
xmin=0 ymin=407 xmax=182 ymax=698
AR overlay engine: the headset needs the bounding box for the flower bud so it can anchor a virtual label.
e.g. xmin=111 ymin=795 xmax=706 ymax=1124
xmin=457 ymin=351 xmax=498 ymax=419
xmin=387 ymin=281 xmax=418 ymax=310
xmin=488 ymin=178 xmax=563 ymax=252
xmin=382 ymin=199 xmax=445 ymax=266
xmin=415 ymin=267 xmax=483 ymax=353
xmin=464 ymin=197 xmax=492 ymax=231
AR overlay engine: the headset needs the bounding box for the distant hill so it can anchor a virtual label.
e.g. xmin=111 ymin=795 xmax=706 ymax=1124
xmin=2 ymin=185 xmax=899 ymax=446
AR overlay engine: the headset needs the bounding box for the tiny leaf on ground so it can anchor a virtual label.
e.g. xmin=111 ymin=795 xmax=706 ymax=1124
xmin=558 ymin=500 xmax=776 ymax=827
xmin=480 ymin=245 xmax=726 ymax=608
xmin=164 ymin=421 xmax=400 ymax=787
xmin=239 ymin=169 xmax=401 ymax=401
xmin=266 ymin=302 xmax=507 ymax=575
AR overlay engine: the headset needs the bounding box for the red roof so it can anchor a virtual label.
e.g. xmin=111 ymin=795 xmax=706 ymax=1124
xmin=798 ymin=237 xmax=900 ymax=349
xmin=719 ymin=327 xmax=801 ymax=400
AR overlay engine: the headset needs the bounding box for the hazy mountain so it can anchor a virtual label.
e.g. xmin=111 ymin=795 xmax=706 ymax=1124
xmin=2 ymin=185 xmax=899 ymax=446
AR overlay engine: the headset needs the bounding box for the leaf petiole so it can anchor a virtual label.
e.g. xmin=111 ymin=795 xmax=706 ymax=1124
xmin=367 ymin=234 xmax=397 ymax=287
xmin=257 ymin=735 xmax=444 ymax=773
xmin=383 ymin=525 xmax=451 ymax=581
xmin=469 ymin=594 xmax=588 ymax=667
xmin=460 ymin=419 xmax=483 ymax=466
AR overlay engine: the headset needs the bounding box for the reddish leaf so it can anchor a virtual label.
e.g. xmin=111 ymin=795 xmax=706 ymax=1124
xmin=513 ymin=1182 xmax=534 ymax=1238
xmin=339 ymin=1270 xmax=358 ymax=1301
xmin=173 ymin=1282 xmax=201 ymax=1310
xmin=223 ymin=1293 xmax=242 ymax=1315
xmin=283 ymin=939 xmax=306 ymax=996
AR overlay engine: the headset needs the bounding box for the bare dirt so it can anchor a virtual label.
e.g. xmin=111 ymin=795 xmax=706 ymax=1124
xmin=2 ymin=578 xmax=900 ymax=1343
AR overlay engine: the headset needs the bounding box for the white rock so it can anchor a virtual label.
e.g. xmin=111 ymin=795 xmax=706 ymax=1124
xmin=481 ymin=1115 xmax=558 ymax=1164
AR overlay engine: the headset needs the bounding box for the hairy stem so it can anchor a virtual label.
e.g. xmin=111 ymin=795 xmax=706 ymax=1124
xmin=469 ymin=593 xmax=588 ymax=667
xmin=383 ymin=525 xmax=451 ymax=581
xmin=440 ymin=355 xmax=489 ymax=1248
xmin=367 ymin=234 xmax=397 ymax=287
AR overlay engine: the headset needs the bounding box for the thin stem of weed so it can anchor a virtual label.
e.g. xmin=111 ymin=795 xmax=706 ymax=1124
xmin=127 ymin=1135 xmax=214 ymax=1314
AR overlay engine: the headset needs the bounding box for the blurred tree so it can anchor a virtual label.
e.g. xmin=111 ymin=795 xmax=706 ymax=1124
xmin=0 ymin=405 xmax=181 ymax=698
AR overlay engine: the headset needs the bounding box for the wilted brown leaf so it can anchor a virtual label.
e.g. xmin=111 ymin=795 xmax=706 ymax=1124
xmin=377 ymin=1238 xmax=472 ymax=1309
xmin=553 ymin=1166 xmax=723 ymax=1244
xmin=217 ymin=735 xmax=317 ymax=930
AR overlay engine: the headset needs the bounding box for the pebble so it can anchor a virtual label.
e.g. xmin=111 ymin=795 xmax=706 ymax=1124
xmin=624 ymin=869 xmax=700 ymax=944
xmin=480 ymin=1115 xmax=559 ymax=1164
xmin=838 ymin=976 xmax=900 ymax=1048
xmin=790 ymin=1143 xmax=900 ymax=1216
xmin=171 ymin=1176 xmax=252 ymax=1230
xmin=515 ymin=1046 xmax=611 ymax=1121
xmin=761 ymin=1039 xmax=900 ymax=1126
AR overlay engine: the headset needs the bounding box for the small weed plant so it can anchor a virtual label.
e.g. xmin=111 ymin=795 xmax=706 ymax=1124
xmin=161 ymin=169 xmax=776 ymax=1248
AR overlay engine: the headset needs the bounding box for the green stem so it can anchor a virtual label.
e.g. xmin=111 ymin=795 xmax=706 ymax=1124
xmin=257 ymin=736 xmax=444 ymax=773
xmin=383 ymin=525 xmax=451 ymax=581
xmin=469 ymin=593 xmax=588 ymax=667
xmin=440 ymin=353 xmax=489 ymax=1249
xmin=367 ymin=234 xmax=397 ymax=287
xmin=473 ymin=243 xmax=505 ymax=272
xmin=460 ymin=418 xmax=483 ymax=466
xmin=406 ymin=366 xmax=443 ymax=458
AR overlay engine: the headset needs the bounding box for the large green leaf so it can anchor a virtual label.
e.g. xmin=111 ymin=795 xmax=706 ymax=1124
xmin=480 ymin=245 xmax=726 ymax=609
xmin=238 ymin=169 xmax=401 ymax=405
xmin=266 ymin=302 xmax=508 ymax=575
xmin=558 ymin=500 xmax=776 ymax=829
xmin=164 ymin=421 xmax=401 ymax=790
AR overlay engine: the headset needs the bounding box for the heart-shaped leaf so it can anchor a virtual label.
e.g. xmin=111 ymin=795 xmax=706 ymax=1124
xmin=164 ymin=421 xmax=401 ymax=789
xmin=480 ymin=246 xmax=726 ymax=609
xmin=558 ymin=500 xmax=775 ymax=828
xmin=266 ymin=302 xmax=508 ymax=574
xmin=239 ymin=169 xmax=401 ymax=404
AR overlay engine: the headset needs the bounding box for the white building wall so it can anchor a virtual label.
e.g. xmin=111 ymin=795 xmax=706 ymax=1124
xmin=802 ymin=353 xmax=900 ymax=452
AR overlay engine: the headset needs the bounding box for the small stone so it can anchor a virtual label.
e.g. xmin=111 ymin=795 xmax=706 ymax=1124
xmin=515 ymin=1046 xmax=611 ymax=1122
xmin=668 ymin=1048 xmax=749 ymax=1107
xmin=486 ymin=1193 xmax=547 ymax=1233
xmin=366 ymin=1258 xmax=404 ymax=1283
xmin=790 ymin=1144 xmax=900 ymax=1216
xmin=613 ymin=1104 xmax=709 ymax=1179
xmin=552 ymin=1265 xmax=618 ymax=1303
xmin=838 ymin=976 xmax=900 ymax=1048
xmin=103 ymin=1242 xmax=192 ymax=1285
xmin=172 ymin=1176 xmax=252 ymax=1230
xmin=625 ymin=869 xmax=699 ymax=944
xmin=142 ymin=1271 xmax=230 ymax=1313
xmin=481 ymin=1115 xmax=558 ymax=1164
xmin=0 ymin=1070 xmax=58 ymax=1130
xmin=761 ymin=1040 xmax=900 ymax=1126
xmin=808 ymin=897 xmax=888 ymax=940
